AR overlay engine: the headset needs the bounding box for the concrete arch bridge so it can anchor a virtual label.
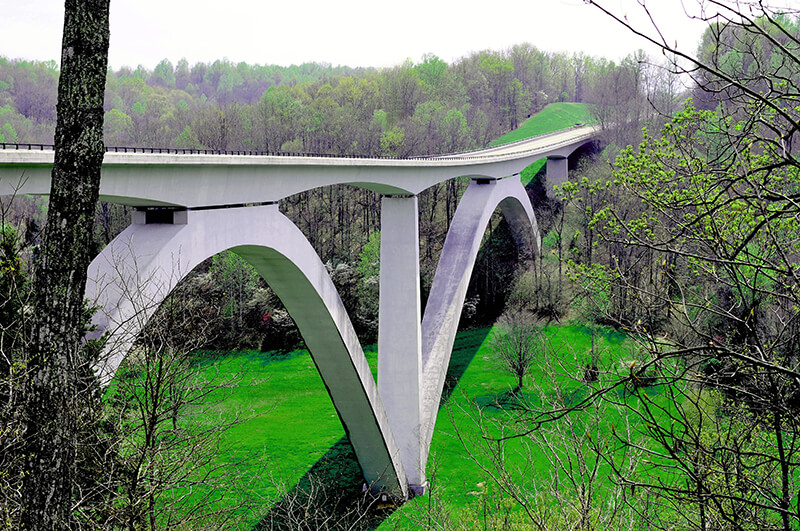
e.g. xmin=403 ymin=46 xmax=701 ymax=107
xmin=0 ymin=125 xmax=599 ymax=498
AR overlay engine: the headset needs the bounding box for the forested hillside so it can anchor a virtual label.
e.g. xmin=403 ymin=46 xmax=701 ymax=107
xmin=0 ymin=44 xmax=671 ymax=155
xmin=0 ymin=45 xmax=680 ymax=349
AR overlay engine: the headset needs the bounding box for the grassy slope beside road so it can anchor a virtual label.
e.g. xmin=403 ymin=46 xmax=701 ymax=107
xmin=489 ymin=102 xmax=594 ymax=147
xmin=491 ymin=102 xmax=594 ymax=185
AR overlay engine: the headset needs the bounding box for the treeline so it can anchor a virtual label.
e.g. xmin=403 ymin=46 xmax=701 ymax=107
xmin=1 ymin=44 xmax=679 ymax=350
xmin=0 ymin=44 xmax=671 ymax=155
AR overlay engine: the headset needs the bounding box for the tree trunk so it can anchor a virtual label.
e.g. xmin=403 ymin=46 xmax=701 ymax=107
xmin=21 ymin=1 xmax=110 ymax=528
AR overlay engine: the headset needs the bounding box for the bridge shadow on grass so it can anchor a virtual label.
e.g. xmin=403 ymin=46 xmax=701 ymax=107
xmin=252 ymin=326 xmax=492 ymax=530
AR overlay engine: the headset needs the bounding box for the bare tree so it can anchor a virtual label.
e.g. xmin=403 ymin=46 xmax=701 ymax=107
xmin=449 ymin=340 xmax=642 ymax=531
xmin=95 ymin=249 xmax=272 ymax=530
xmin=0 ymin=215 xmax=30 ymax=526
xmin=490 ymin=310 xmax=545 ymax=396
xmin=565 ymin=2 xmax=800 ymax=528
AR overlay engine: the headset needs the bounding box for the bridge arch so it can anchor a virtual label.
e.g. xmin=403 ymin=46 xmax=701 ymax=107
xmin=86 ymin=204 xmax=408 ymax=496
xmin=418 ymin=176 xmax=540 ymax=461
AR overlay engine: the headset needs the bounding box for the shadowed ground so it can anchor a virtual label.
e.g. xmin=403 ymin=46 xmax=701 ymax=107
xmin=254 ymin=327 xmax=491 ymax=530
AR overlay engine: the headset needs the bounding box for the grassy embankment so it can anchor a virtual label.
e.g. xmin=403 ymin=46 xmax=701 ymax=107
xmin=490 ymin=102 xmax=595 ymax=185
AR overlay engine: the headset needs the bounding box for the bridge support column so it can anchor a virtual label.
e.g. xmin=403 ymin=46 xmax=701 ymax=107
xmin=546 ymin=155 xmax=568 ymax=197
xmin=378 ymin=195 xmax=425 ymax=495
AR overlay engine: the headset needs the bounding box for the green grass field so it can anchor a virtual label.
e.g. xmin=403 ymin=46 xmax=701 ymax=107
xmin=174 ymin=322 xmax=637 ymax=529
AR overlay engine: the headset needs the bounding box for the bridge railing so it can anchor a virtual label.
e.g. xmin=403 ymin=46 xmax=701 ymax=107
xmin=422 ymin=124 xmax=599 ymax=159
xmin=0 ymin=142 xmax=52 ymax=151
xmin=0 ymin=142 xmax=428 ymax=160
xmin=0 ymin=125 xmax=598 ymax=161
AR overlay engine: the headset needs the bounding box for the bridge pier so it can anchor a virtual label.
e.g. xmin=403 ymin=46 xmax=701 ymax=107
xmin=546 ymin=155 xmax=568 ymax=197
xmin=377 ymin=195 xmax=426 ymax=494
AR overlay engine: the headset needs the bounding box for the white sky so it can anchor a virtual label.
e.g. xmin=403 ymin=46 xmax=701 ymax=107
xmin=0 ymin=0 xmax=769 ymax=70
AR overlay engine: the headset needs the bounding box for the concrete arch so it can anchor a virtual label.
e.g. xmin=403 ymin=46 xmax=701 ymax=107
xmin=85 ymin=204 xmax=408 ymax=496
xmin=419 ymin=177 xmax=540 ymax=459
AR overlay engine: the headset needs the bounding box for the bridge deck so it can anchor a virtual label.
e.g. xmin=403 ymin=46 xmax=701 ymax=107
xmin=0 ymin=126 xmax=599 ymax=207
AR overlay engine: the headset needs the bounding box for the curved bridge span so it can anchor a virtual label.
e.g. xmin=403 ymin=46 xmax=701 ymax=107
xmin=0 ymin=125 xmax=597 ymax=206
xmin=0 ymin=126 xmax=599 ymax=498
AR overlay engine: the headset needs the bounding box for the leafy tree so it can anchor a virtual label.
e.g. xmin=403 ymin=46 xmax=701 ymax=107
xmin=0 ymin=123 xmax=17 ymax=144
xmin=385 ymin=58 xmax=420 ymax=119
xmin=355 ymin=231 xmax=380 ymax=342
xmin=210 ymin=250 xmax=259 ymax=335
xmin=103 ymin=108 xmax=135 ymax=146
xmin=151 ymin=58 xmax=176 ymax=89
xmin=379 ymin=125 xmax=405 ymax=157
xmin=173 ymin=124 xmax=201 ymax=149
xmin=440 ymin=108 xmax=470 ymax=153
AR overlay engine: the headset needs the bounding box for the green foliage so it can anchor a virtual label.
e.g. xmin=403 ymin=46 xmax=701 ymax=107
xmin=279 ymin=138 xmax=303 ymax=152
xmin=130 ymin=100 xmax=146 ymax=116
xmin=441 ymin=108 xmax=470 ymax=152
xmin=210 ymin=250 xmax=260 ymax=333
xmin=357 ymin=231 xmax=380 ymax=279
xmin=0 ymin=123 xmax=17 ymax=144
xmin=608 ymin=103 xmax=798 ymax=327
xmin=151 ymin=58 xmax=175 ymax=88
xmin=103 ymin=109 xmax=134 ymax=146
xmin=415 ymin=53 xmax=448 ymax=89
xmin=173 ymin=124 xmax=201 ymax=149
xmin=355 ymin=232 xmax=381 ymax=342
xmin=379 ymin=125 xmax=405 ymax=156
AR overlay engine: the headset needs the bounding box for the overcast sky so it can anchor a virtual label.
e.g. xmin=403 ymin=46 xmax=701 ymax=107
xmin=0 ymin=1 xmax=746 ymax=70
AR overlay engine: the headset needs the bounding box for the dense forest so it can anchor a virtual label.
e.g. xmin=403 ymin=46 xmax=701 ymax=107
xmin=0 ymin=45 xmax=666 ymax=155
xmin=0 ymin=43 xmax=677 ymax=347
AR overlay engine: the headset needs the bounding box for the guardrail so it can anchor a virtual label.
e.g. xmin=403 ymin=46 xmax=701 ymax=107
xmin=0 ymin=142 xmax=52 ymax=151
xmin=0 ymin=142 xmax=416 ymax=159
xmin=0 ymin=125 xmax=599 ymax=162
